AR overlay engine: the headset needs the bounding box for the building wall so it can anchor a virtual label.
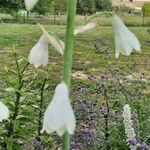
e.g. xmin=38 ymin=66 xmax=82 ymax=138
xmin=112 ymin=0 xmax=150 ymax=8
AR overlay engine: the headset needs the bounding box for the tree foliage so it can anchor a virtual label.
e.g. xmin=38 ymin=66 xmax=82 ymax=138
xmin=0 ymin=0 xmax=24 ymax=13
xmin=77 ymin=0 xmax=96 ymax=15
xmin=142 ymin=2 xmax=150 ymax=17
xmin=33 ymin=0 xmax=54 ymax=15
xmin=0 ymin=0 xmax=112 ymax=16
xmin=77 ymin=0 xmax=112 ymax=15
xmin=53 ymin=0 xmax=67 ymax=15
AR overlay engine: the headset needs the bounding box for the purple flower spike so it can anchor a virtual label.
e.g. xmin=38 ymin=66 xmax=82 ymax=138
xmin=139 ymin=142 xmax=149 ymax=150
xmin=128 ymin=137 xmax=138 ymax=146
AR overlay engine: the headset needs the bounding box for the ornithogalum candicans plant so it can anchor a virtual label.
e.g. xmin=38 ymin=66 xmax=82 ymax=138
xmin=22 ymin=0 xmax=145 ymax=150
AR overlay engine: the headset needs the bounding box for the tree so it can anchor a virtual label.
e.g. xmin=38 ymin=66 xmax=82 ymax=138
xmin=142 ymin=2 xmax=150 ymax=24
xmin=77 ymin=0 xmax=96 ymax=15
xmin=95 ymin=0 xmax=112 ymax=11
xmin=77 ymin=0 xmax=112 ymax=15
xmin=33 ymin=0 xmax=54 ymax=15
xmin=0 ymin=0 xmax=24 ymax=14
xmin=53 ymin=0 xmax=67 ymax=15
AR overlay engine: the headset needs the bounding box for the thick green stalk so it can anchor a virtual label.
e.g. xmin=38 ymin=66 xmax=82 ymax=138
xmin=62 ymin=0 xmax=77 ymax=149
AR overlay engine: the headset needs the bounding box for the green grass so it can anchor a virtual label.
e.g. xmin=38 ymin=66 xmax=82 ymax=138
xmin=0 ymin=23 xmax=149 ymax=76
xmin=0 ymin=18 xmax=150 ymax=149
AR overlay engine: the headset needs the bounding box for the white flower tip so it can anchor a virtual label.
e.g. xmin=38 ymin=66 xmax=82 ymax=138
xmin=0 ymin=102 xmax=9 ymax=122
xmin=111 ymin=15 xmax=124 ymax=29
xmin=74 ymin=23 xmax=97 ymax=35
xmin=54 ymin=82 xmax=68 ymax=96
xmin=24 ymin=0 xmax=39 ymax=11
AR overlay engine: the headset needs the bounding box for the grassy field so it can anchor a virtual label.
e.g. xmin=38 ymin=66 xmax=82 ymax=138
xmin=0 ymin=16 xmax=150 ymax=149
xmin=1 ymin=13 xmax=150 ymax=26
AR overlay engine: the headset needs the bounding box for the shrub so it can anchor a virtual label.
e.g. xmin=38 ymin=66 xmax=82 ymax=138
xmin=142 ymin=2 xmax=150 ymax=24
xmin=142 ymin=2 xmax=150 ymax=17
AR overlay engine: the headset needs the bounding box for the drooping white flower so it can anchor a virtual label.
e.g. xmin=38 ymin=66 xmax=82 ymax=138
xmin=74 ymin=23 xmax=97 ymax=35
xmin=37 ymin=23 xmax=64 ymax=55
xmin=46 ymin=33 xmax=64 ymax=55
xmin=29 ymin=34 xmax=49 ymax=68
xmin=122 ymin=104 xmax=136 ymax=150
xmin=41 ymin=82 xmax=76 ymax=136
xmin=0 ymin=101 xmax=9 ymax=122
xmin=111 ymin=15 xmax=141 ymax=59
xmin=24 ymin=0 xmax=39 ymax=11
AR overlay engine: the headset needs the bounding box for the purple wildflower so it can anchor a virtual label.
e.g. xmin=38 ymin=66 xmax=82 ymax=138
xmin=80 ymin=129 xmax=93 ymax=142
xmin=128 ymin=137 xmax=138 ymax=146
xmin=80 ymin=87 xmax=88 ymax=92
xmin=138 ymin=142 xmax=149 ymax=150
xmin=71 ymin=141 xmax=82 ymax=150
xmin=128 ymin=137 xmax=150 ymax=150
xmin=32 ymin=139 xmax=44 ymax=150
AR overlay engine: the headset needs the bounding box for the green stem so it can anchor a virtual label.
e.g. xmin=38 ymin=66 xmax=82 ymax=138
xmin=62 ymin=0 xmax=77 ymax=149
xmin=37 ymin=78 xmax=47 ymax=141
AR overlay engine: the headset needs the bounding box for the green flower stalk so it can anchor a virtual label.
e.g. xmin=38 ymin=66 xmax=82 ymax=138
xmin=62 ymin=0 xmax=77 ymax=149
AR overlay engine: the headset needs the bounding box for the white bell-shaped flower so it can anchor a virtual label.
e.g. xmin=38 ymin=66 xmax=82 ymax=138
xmin=24 ymin=0 xmax=39 ymax=11
xmin=111 ymin=15 xmax=141 ymax=59
xmin=0 ymin=101 xmax=9 ymax=122
xmin=29 ymin=34 xmax=49 ymax=68
xmin=74 ymin=23 xmax=97 ymax=35
xmin=41 ymin=82 xmax=76 ymax=136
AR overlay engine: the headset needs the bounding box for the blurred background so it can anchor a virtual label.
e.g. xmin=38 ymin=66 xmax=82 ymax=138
xmin=0 ymin=0 xmax=150 ymax=25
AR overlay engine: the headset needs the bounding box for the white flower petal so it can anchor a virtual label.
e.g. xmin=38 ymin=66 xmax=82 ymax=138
xmin=115 ymin=30 xmax=132 ymax=58
xmin=56 ymin=127 xmax=66 ymax=136
xmin=74 ymin=23 xmax=96 ymax=35
xmin=0 ymin=102 xmax=9 ymax=122
xmin=47 ymin=33 xmax=64 ymax=55
xmin=24 ymin=0 xmax=39 ymax=11
xmin=127 ymin=30 xmax=141 ymax=52
xmin=37 ymin=23 xmax=64 ymax=55
xmin=65 ymin=102 xmax=76 ymax=135
xmin=111 ymin=15 xmax=141 ymax=58
xmin=41 ymin=82 xmax=76 ymax=136
xmin=29 ymin=34 xmax=49 ymax=68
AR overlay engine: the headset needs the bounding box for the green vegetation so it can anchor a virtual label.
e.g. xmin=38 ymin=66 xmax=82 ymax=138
xmin=142 ymin=2 xmax=150 ymax=17
xmin=142 ymin=2 xmax=150 ymax=24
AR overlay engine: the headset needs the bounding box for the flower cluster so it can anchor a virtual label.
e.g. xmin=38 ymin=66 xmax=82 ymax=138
xmin=24 ymin=0 xmax=97 ymax=140
xmin=23 ymin=1 xmax=145 ymax=149
xmin=122 ymin=104 xmax=136 ymax=150
xmin=128 ymin=137 xmax=149 ymax=150
xmin=71 ymin=99 xmax=104 ymax=149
